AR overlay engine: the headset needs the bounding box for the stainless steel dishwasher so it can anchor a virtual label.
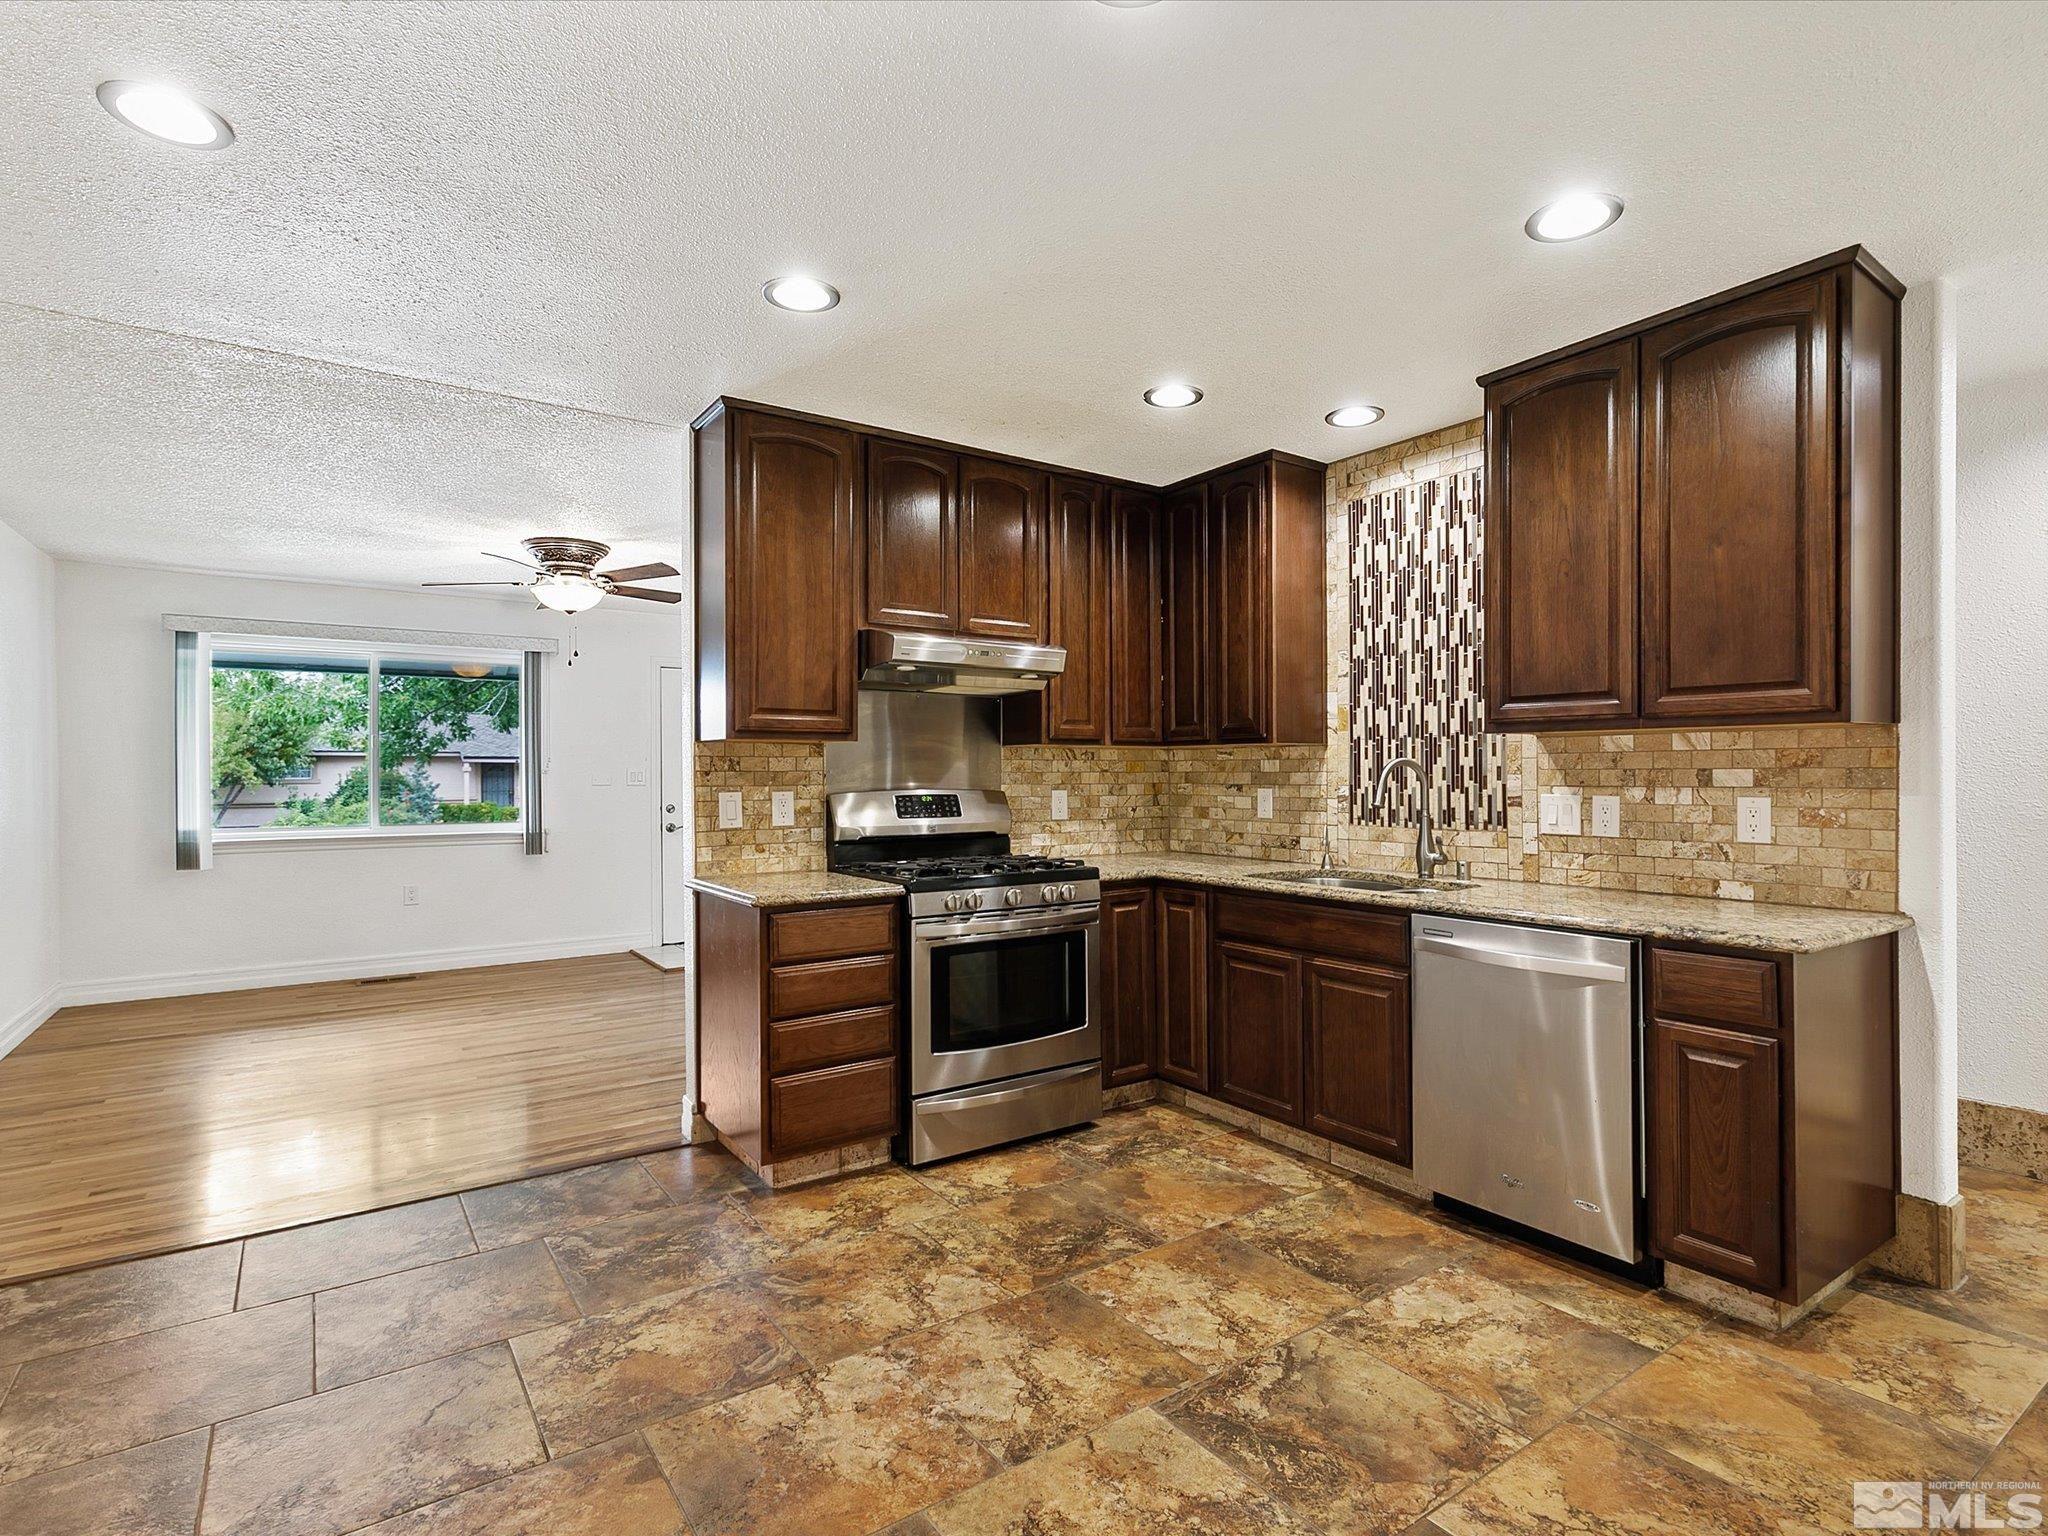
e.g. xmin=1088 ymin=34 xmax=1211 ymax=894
xmin=1411 ymin=915 xmax=1641 ymax=1262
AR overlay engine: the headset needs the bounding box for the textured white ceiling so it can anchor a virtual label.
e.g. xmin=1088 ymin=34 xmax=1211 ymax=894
xmin=3 ymin=0 xmax=2047 ymax=582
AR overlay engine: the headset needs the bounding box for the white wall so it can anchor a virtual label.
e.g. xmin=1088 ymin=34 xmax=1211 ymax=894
xmin=1957 ymin=273 xmax=2048 ymax=1116
xmin=0 ymin=521 xmax=60 ymax=1049
xmin=56 ymin=563 xmax=681 ymax=1001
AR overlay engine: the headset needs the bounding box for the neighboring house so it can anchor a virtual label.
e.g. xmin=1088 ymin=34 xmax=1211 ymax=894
xmin=219 ymin=713 xmax=520 ymax=829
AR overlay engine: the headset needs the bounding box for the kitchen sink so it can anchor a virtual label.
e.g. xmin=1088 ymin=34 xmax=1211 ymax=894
xmin=1268 ymin=870 xmax=1476 ymax=893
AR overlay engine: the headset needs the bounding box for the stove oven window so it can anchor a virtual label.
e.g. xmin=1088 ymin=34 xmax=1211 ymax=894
xmin=930 ymin=928 xmax=1086 ymax=1055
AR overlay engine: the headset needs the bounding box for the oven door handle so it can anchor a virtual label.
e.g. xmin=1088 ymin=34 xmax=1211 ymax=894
xmin=918 ymin=1062 xmax=1100 ymax=1114
xmin=914 ymin=906 xmax=1100 ymax=943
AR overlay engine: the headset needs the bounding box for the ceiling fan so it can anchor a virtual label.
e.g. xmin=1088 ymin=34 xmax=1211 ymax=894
xmin=422 ymin=536 xmax=681 ymax=614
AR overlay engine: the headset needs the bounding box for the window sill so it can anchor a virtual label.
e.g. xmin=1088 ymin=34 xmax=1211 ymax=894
xmin=214 ymin=830 xmax=526 ymax=853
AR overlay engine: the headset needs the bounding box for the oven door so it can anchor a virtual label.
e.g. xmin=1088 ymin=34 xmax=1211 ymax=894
xmin=910 ymin=905 xmax=1100 ymax=1096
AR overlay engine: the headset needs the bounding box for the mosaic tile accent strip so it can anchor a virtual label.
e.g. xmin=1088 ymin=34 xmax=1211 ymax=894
xmin=1347 ymin=467 xmax=1503 ymax=832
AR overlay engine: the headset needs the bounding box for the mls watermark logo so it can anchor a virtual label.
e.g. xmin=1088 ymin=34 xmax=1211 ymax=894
xmin=1856 ymin=1480 xmax=2046 ymax=1529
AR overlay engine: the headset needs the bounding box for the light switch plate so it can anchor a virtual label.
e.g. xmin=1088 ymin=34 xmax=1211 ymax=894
xmin=1591 ymin=795 xmax=1621 ymax=837
xmin=771 ymin=790 xmax=796 ymax=828
xmin=626 ymin=768 xmax=647 ymax=787
xmin=717 ymin=791 xmax=742 ymax=829
xmin=1541 ymin=789 xmax=1583 ymax=836
xmin=1256 ymin=787 xmax=1275 ymax=820
xmin=1737 ymin=795 xmax=1773 ymax=844
xmin=1050 ymin=790 xmax=1070 ymax=821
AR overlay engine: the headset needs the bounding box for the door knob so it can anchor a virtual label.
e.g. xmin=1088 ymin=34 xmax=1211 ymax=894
xmin=664 ymin=822 xmax=680 ymax=833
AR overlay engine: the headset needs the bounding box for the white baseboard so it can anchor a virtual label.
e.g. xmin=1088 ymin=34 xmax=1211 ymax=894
xmin=0 ymin=983 xmax=63 ymax=1063
xmin=58 ymin=932 xmax=659 ymax=1008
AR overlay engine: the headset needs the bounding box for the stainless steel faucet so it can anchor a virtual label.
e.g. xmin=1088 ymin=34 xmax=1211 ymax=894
xmin=1373 ymin=756 xmax=1449 ymax=882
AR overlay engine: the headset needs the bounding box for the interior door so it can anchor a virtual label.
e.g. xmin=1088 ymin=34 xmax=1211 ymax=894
xmin=1639 ymin=273 xmax=1838 ymax=719
xmin=658 ymin=665 xmax=690 ymax=946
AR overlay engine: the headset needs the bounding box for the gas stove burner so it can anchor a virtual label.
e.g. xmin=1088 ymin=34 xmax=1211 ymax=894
xmin=839 ymin=853 xmax=1091 ymax=886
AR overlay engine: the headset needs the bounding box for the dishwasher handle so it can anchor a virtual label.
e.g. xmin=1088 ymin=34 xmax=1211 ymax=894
xmin=1413 ymin=933 xmax=1630 ymax=984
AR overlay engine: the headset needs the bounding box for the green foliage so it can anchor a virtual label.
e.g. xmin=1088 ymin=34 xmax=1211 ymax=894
xmin=272 ymin=764 xmax=439 ymax=827
xmin=211 ymin=668 xmax=363 ymax=824
xmin=436 ymin=801 xmax=520 ymax=824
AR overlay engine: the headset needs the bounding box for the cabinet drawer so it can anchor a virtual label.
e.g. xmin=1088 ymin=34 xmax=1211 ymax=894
xmin=1650 ymin=947 xmax=1780 ymax=1031
xmin=1214 ymin=894 xmax=1408 ymax=968
xmin=768 ymin=955 xmax=896 ymax=1021
xmin=768 ymin=903 xmax=895 ymax=965
xmin=767 ymin=1006 xmax=895 ymax=1076
xmin=768 ymin=1058 xmax=898 ymax=1158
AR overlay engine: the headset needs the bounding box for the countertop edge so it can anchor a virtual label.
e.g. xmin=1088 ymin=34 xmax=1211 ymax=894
xmin=686 ymin=872 xmax=900 ymax=909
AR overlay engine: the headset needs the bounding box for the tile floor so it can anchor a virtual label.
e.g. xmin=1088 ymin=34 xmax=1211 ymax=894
xmin=0 ymin=1103 xmax=2041 ymax=1535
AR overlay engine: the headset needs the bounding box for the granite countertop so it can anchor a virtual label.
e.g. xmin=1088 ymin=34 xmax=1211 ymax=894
xmin=1090 ymin=851 xmax=1913 ymax=954
xmin=687 ymin=869 xmax=899 ymax=908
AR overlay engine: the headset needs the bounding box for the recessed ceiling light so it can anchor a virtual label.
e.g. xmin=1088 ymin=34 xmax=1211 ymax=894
xmin=1524 ymin=191 xmax=1624 ymax=243
xmin=95 ymin=80 xmax=234 ymax=149
xmin=1325 ymin=404 xmax=1385 ymax=428
xmin=762 ymin=275 xmax=841 ymax=312
xmin=1143 ymin=383 xmax=1202 ymax=409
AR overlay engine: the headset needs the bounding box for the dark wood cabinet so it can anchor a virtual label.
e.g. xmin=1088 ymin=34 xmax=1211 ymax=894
xmin=695 ymin=892 xmax=900 ymax=1171
xmin=1100 ymin=884 xmax=1157 ymax=1088
xmin=1648 ymin=1017 xmax=1783 ymax=1291
xmin=1304 ymin=957 xmax=1411 ymax=1163
xmin=1004 ymin=476 xmax=1108 ymax=744
xmin=1109 ymin=487 xmax=1164 ymax=744
xmin=1160 ymin=482 xmax=1213 ymax=743
xmin=1212 ymin=939 xmax=1304 ymax=1124
xmin=1640 ymin=273 xmax=1838 ymax=719
xmin=1210 ymin=463 xmax=1270 ymax=742
xmin=863 ymin=438 xmax=959 ymax=633
xmin=1478 ymin=247 xmax=1901 ymax=731
xmin=1484 ymin=340 xmax=1639 ymax=726
xmin=1155 ymin=885 xmax=1210 ymax=1092
xmin=694 ymin=403 xmax=861 ymax=739
xmin=958 ymin=456 xmax=1047 ymax=642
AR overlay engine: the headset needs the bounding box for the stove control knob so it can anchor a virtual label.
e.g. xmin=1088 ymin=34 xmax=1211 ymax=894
xmin=1041 ymin=884 xmax=1057 ymax=902
xmin=964 ymin=892 xmax=983 ymax=911
xmin=1004 ymin=888 xmax=1025 ymax=908
xmin=1059 ymin=883 xmax=1076 ymax=901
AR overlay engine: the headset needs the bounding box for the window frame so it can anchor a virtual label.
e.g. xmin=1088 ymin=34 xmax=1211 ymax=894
xmin=203 ymin=634 xmax=532 ymax=850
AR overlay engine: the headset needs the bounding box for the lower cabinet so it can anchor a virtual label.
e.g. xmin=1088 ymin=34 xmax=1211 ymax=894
xmin=1100 ymin=884 xmax=1156 ymax=1087
xmin=1155 ymin=885 xmax=1210 ymax=1092
xmin=1647 ymin=1018 xmax=1782 ymax=1291
xmin=1212 ymin=940 xmax=1305 ymax=1124
xmin=1304 ymin=957 xmax=1411 ymax=1163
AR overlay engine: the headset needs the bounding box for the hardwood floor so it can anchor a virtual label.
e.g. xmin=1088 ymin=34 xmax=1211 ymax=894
xmin=0 ymin=954 xmax=686 ymax=1283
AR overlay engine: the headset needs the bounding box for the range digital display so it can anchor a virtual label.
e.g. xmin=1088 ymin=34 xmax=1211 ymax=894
xmin=895 ymin=793 xmax=962 ymax=820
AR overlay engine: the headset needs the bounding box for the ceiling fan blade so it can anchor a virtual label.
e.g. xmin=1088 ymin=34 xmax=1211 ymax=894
xmin=421 ymin=580 xmax=527 ymax=588
xmin=609 ymin=584 xmax=684 ymax=604
xmin=481 ymin=549 xmax=543 ymax=571
xmin=597 ymin=562 xmax=679 ymax=584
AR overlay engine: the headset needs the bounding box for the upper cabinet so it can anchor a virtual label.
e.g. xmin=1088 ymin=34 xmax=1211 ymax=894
xmin=695 ymin=402 xmax=862 ymax=741
xmin=1480 ymin=248 xmax=1901 ymax=732
xmin=863 ymin=438 xmax=959 ymax=633
xmin=693 ymin=400 xmax=1329 ymax=744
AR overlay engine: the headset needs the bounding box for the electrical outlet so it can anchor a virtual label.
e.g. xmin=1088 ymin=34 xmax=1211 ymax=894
xmin=1050 ymin=790 xmax=1070 ymax=821
xmin=1592 ymin=795 xmax=1621 ymax=837
xmin=625 ymin=768 xmax=647 ymax=787
xmin=401 ymin=884 xmax=420 ymax=908
xmin=717 ymin=791 xmax=742 ymax=829
xmin=1737 ymin=795 xmax=1773 ymax=844
xmin=1255 ymin=787 xmax=1275 ymax=820
xmin=771 ymin=790 xmax=796 ymax=828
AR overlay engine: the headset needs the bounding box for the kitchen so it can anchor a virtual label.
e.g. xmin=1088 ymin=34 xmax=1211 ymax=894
xmin=2 ymin=5 xmax=2044 ymax=1534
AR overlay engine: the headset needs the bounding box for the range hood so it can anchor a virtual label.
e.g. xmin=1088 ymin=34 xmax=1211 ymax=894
xmin=858 ymin=629 xmax=1065 ymax=696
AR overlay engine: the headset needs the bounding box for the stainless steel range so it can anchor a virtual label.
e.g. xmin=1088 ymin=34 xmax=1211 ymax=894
xmin=827 ymin=786 xmax=1103 ymax=1164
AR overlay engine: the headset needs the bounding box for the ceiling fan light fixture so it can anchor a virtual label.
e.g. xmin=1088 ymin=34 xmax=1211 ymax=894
xmin=532 ymin=573 xmax=606 ymax=614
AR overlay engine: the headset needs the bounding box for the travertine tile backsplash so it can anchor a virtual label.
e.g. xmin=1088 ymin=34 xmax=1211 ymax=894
xmin=693 ymin=418 xmax=1901 ymax=915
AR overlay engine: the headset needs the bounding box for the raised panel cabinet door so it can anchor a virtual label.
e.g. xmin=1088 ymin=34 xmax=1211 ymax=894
xmin=1155 ymin=885 xmax=1210 ymax=1092
xmin=1109 ymin=487 xmax=1164 ymax=743
xmin=1483 ymin=339 xmax=1639 ymax=727
xmin=1212 ymin=940 xmax=1303 ymax=1125
xmin=863 ymin=438 xmax=960 ymax=633
xmin=958 ymin=456 xmax=1048 ymax=642
xmin=1648 ymin=1018 xmax=1784 ymax=1292
xmin=1211 ymin=464 xmax=1271 ymax=742
xmin=1044 ymin=475 xmax=1110 ymax=740
xmin=1161 ymin=482 xmax=1213 ymax=742
xmin=1640 ymin=273 xmax=1839 ymax=719
xmin=728 ymin=410 xmax=861 ymax=736
xmin=1100 ymin=885 xmax=1157 ymax=1087
xmin=1304 ymin=957 xmax=1411 ymax=1165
